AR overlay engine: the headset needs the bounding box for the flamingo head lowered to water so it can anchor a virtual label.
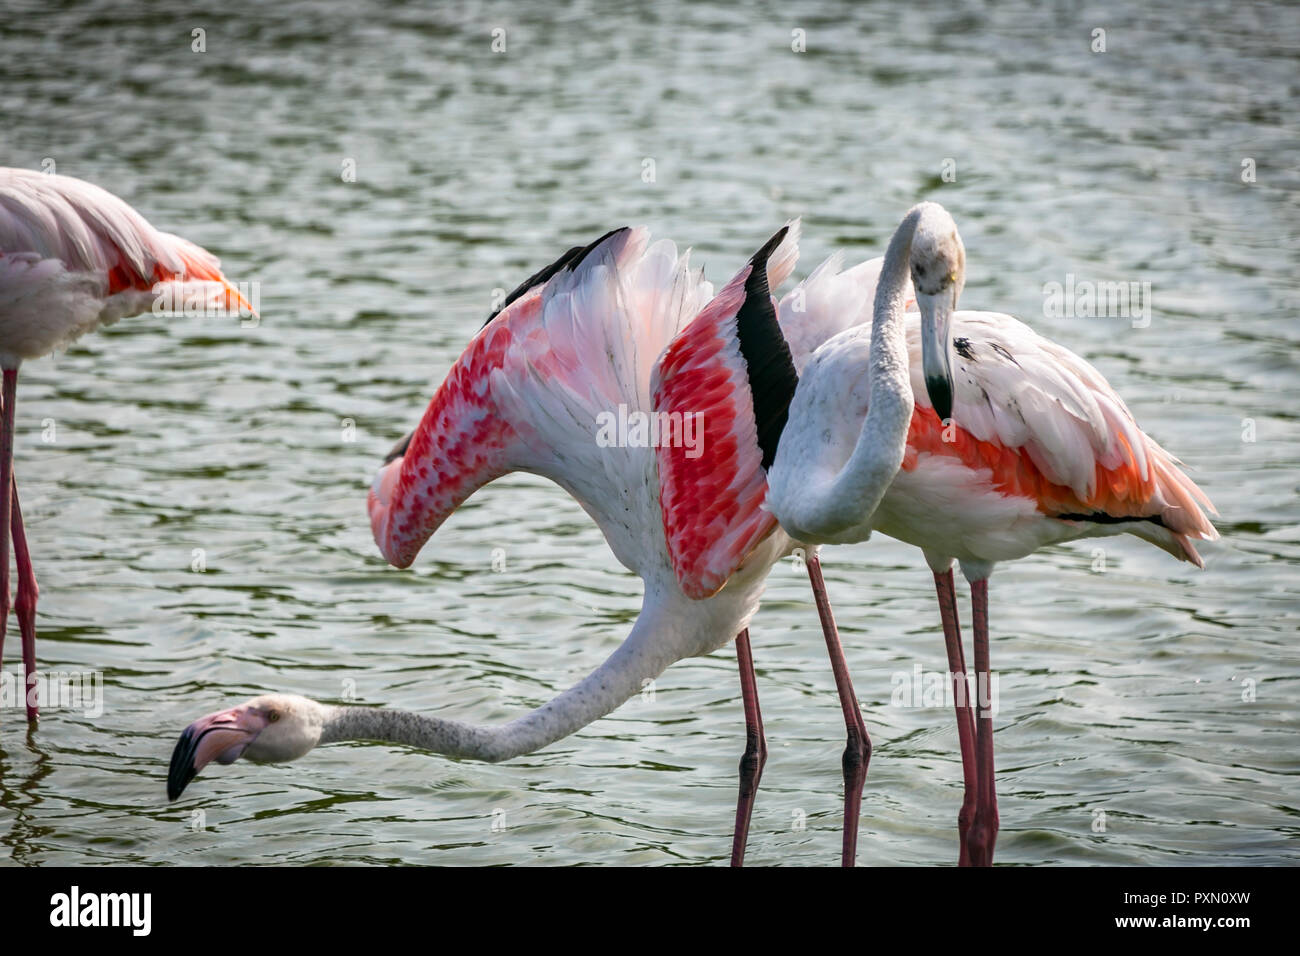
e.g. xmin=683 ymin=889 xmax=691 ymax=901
xmin=168 ymin=694 xmax=329 ymax=799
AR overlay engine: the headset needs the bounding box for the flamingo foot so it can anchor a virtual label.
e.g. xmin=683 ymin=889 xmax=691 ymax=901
xmin=730 ymin=629 xmax=767 ymax=866
xmin=839 ymin=725 xmax=871 ymax=867
xmin=966 ymin=819 xmax=999 ymax=867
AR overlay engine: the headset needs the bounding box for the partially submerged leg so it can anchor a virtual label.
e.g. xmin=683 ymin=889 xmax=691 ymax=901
xmin=806 ymin=551 xmax=871 ymax=867
xmin=932 ymin=568 xmax=977 ymax=865
xmin=11 ymin=483 xmax=39 ymax=721
xmin=730 ymin=628 xmax=767 ymax=866
xmin=0 ymin=368 xmax=16 ymax=669
xmin=966 ymin=576 xmax=999 ymax=866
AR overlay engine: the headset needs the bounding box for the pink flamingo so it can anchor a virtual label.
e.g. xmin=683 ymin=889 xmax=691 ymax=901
xmin=655 ymin=201 xmax=1219 ymax=865
xmin=0 ymin=167 xmax=252 ymax=720
xmin=168 ymin=222 xmax=918 ymax=865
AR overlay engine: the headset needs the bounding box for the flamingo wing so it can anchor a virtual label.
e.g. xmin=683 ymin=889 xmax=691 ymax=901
xmin=903 ymin=310 xmax=1219 ymax=562
xmin=370 ymin=226 xmax=716 ymax=574
xmin=652 ymin=224 xmax=801 ymax=599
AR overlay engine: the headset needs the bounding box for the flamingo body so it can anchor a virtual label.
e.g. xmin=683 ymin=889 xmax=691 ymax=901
xmin=781 ymin=309 xmax=1217 ymax=565
xmin=362 ymin=223 xmax=789 ymax=728
xmin=0 ymin=167 xmax=250 ymax=365
xmin=658 ymin=248 xmax=1215 ymax=589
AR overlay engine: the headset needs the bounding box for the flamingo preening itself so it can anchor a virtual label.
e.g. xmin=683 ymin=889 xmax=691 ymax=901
xmin=656 ymin=201 xmax=1219 ymax=865
xmin=0 ymin=167 xmax=253 ymax=720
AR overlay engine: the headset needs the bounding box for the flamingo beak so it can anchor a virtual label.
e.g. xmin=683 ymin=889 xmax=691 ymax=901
xmin=167 ymin=705 xmax=269 ymax=800
xmin=919 ymin=285 xmax=956 ymax=423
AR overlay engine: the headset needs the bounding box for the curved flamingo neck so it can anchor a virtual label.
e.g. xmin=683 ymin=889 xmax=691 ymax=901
xmin=318 ymin=588 xmax=691 ymax=763
xmin=802 ymin=207 xmax=923 ymax=538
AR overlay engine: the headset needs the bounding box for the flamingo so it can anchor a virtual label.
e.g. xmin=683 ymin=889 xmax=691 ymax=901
xmin=654 ymin=201 xmax=1219 ymax=865
xmin=169 ymin=225 xmax=789 ymax=851
xmin=0 ymin=167 xmax=253 ymax=721
xmin=167 ymin=220 xmax=917 ymax=865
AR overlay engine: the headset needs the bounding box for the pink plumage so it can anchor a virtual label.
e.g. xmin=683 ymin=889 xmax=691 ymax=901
xmin=0 ymin=166 xmax=252 ymax=722
xmin=655 ymin=253 xmax=1217 ymax=600
xmin=1 ymin=167 xmax=253 ymax=363
xmin=652 ymin=265 xmax=777 ymax=599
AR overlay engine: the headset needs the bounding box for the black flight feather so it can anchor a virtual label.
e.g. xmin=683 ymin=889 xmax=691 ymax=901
xmin=733 ymin=226 xmax=798 ymax=471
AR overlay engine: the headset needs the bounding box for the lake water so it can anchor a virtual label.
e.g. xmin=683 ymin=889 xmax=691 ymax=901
xmin=0 ymin=0 xmax=1296 ymax=865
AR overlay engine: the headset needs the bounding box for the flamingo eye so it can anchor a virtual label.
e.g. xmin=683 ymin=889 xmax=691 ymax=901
xmin=268 ymin=710 xmax=280 ymax=722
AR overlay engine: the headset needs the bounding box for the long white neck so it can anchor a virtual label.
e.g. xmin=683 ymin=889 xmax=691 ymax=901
xmin=317 ymin=588 xmax=690 ymax=763
xmin=798 ymin=207 xmax=920 ymax=537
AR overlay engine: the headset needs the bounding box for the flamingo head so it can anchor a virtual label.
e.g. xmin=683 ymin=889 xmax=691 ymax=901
xmin=909 ymin=203 xmax=965 ymax=424
xmin=167 ymin=693 xmax=331 ymax=800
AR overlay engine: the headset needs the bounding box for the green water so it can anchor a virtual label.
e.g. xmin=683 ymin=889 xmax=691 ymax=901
xmin=0 ymin=0 xmax=1296 ymax=865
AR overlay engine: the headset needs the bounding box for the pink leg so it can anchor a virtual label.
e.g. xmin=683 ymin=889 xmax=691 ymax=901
xmin=11 ymin=483 xmax=38 ymax=722
xmin=807 ymin=552 xmax=870 ymax=867
xmin=966 ymin=577 xmax=998 ymax=865
xmin=0 ymin=368 xmax=15 ymax=672
xmin=933 ymin=569 xmax=977 ymax=865
xmin=730 ymin=628 xmax=767 ymax=866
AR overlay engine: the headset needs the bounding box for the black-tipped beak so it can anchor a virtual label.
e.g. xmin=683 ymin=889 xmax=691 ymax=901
xmin=918 ymin=288 xmax=956 ymax=424
xmin=166 ymin=705 xmax=266 ymax=801
xmin=925 ymin=374 xmax=953 ymax=424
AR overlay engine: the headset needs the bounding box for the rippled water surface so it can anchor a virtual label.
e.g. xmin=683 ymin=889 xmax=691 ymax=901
xmin=1 ymin=0 xmax=1297 ymax=865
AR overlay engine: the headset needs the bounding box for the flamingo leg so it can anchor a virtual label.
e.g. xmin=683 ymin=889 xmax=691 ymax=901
xmin=806 ymin=552 xmax=870 ymax=867
xmin=11 ymin=482 xmax=38 ymax=722
xmin=0 ymin=368 xmax=15 ymax=672
xmin=730 ymin=628 xmax=767 ymax=866
xmin=966 ymin=577 xmax=998 ymax=865
xmin=933 ymin=569 xmax=977 ymax=865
